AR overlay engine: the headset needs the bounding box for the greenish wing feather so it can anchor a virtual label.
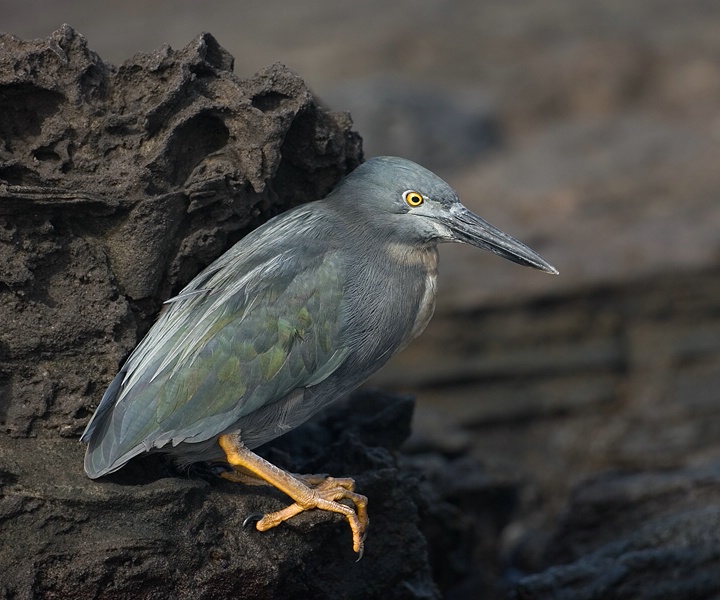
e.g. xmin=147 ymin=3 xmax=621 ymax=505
xmin=111 ymin=248 xmax=348 ymax=453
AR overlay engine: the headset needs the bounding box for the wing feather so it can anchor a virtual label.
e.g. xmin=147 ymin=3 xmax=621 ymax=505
xmin=83 ymin=208 xmax=350 ymax=477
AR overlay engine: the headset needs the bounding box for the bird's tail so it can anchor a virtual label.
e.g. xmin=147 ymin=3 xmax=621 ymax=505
xmin=81 ymin=369 xmax=135 ymax=478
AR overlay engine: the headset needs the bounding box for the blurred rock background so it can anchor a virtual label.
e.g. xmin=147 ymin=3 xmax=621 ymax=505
xmin=4 ymin=1 xmax=720 ymax=598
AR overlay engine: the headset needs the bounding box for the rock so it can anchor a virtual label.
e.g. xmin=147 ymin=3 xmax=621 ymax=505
xmin=0 ymin=391 xmax=439 ymax=599
xmin=381 ymin=266 xmax=720 ymax=520
xmin=0 ymin=26 xmax=442 ymax=599
xmin=0 ymin=25 xmax=361 ymax=439
xmin=403 ymin=452 xmax=520 ymax=600
xmin=511 ymin=467 xmax=720 ymax=599
xmin=383 ymin=263 xmax=720 ymax=598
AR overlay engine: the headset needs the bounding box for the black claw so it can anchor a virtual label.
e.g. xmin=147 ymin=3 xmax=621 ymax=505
xmin=355 ymin=546 xmax=364 ymax=562
xmin=243 ymin=513 xmax=265 ymax=528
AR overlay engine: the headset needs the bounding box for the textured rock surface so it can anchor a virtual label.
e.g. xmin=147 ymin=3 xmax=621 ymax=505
xmin=512 ymin=467 xmax=720 ymax=599
xmin=0 ymin=25 xmax=361 ymax=440
xmin=399 ymin=267 xmax=720 ymax=598
xmin=1 ymin=391 xmax=439 ymax=599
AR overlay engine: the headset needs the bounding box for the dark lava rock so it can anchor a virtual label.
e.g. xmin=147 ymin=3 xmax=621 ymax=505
xmin=511 ymin=467 xmax=720 ymax=600
xmin=0 ymin=390 xmax=439 ymax=599
xmin=0 ymin=26 xmax=441 ymax=599
xmin=0 ymin=25 xmax=361 ymax=441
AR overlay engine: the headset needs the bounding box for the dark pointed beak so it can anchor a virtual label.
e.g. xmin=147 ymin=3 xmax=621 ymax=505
xmin=445 ymin=205 xmax=558 ymax=274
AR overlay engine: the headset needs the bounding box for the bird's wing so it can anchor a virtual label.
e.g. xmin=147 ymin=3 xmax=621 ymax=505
xmin=83 ymin=240 xmax=349 ymax=477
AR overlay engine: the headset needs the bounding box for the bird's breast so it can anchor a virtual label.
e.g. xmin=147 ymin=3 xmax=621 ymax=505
xmin=384 ymin=243 xmax=439 ymax=347
xmin=408 ymin=265 xmax=438 ymax=342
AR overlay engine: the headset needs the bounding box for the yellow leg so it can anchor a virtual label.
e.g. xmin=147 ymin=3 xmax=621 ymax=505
xmin=221 ymin=468 xmax=356 ymax=491
xmin=218 ymin=433 xmax=369 ymax=555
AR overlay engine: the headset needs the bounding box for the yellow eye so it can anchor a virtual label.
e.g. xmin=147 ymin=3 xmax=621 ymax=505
xmin=403 ymin=190 xmax=424 ymax=207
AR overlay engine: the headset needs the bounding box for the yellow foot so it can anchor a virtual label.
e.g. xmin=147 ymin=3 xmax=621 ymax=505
xmin=218 ymin=433 xmax=369 ymax=555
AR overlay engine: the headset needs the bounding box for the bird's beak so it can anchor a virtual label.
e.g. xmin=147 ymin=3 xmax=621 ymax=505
xmin=445 ymin=205 xmax=558 ymax=274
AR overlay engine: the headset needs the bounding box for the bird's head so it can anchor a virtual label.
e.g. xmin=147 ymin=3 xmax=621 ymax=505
xmin=331 ymin=156 xmax=558 ymax=274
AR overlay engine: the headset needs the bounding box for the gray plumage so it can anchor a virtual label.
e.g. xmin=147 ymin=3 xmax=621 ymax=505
xmin=82 ymin=156 xmax=557 ymax=477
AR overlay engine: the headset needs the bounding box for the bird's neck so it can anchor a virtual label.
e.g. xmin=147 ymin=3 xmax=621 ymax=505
xmin=382 ymin=241 xmax=439 ymax=271
xmin=375 ymin=240 xmax=440 ymax=346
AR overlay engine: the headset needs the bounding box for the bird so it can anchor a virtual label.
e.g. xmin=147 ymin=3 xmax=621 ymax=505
xmin=81 ymin=156 xmax=557 ymax=555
